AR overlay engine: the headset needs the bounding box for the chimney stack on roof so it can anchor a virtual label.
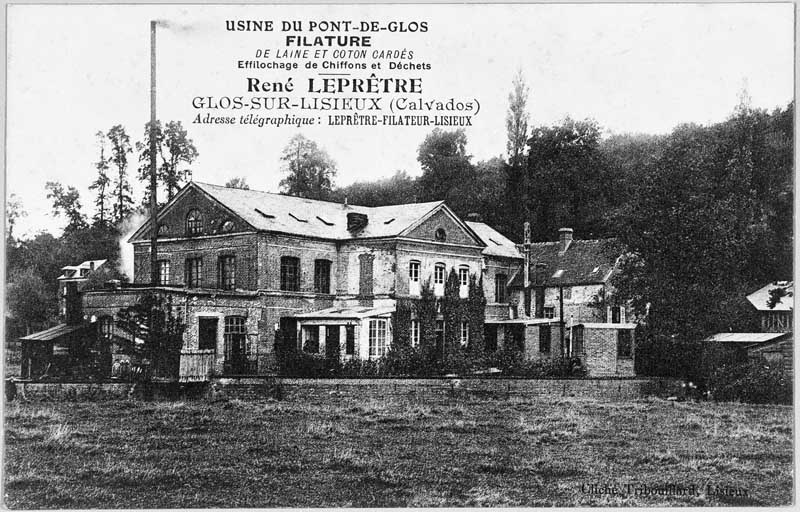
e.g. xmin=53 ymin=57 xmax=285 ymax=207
xmin=559 ymin=227 xmax=573 ymax=254
xmin=347 ymin=212 xmax=369 ymax=232
xmin=467 ymin=212 xmax=482 ymax=223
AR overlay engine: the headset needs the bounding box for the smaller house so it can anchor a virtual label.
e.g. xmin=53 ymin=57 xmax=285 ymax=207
xmin=747 ymin=281 xmax=793 ymax=333
xmin=57 ymin=259 xmax=107 ymax=320
xmin=572 ymin=323 xmax=636 ymax=377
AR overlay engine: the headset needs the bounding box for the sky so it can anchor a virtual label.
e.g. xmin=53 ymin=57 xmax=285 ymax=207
xmin=5 ymin=3 xmax=795 ymax=237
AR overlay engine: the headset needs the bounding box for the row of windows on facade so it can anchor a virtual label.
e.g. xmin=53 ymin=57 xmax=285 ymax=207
xmin=301 ymin=318 xmax=472 ymax=360
xmin=98 ymin=315 xmax=249 ymax=353
xmin=171 ymin=210 xmax=235 ymax=236
xmin=157 ymin=256 xmax=332 ymax=293
xmin=409 ymin=260 xmax=508 ymax=302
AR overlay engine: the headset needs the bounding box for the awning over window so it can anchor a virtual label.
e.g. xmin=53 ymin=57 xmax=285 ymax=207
xmin=291 ymin=306 xmax=395 ymax=320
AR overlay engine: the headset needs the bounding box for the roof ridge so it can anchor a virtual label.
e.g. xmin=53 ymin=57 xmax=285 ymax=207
xmin=194 ymin=181 xmax=444 ymax=211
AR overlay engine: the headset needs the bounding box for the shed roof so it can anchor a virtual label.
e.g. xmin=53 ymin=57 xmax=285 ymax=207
xmin=575 ymin=322 xmax=637 ymax=330
xmin=465 ymin=222 xmax=522 ymax=259
xmin=703 ymin=332 xmax=790 ymax=344
xmin=508 ymin=238 xmax=624 ymax=288
xmin=746 ymin=281 xmax=793 ymax=312
xmin=20 ymin=323 xmax=85 ymax=342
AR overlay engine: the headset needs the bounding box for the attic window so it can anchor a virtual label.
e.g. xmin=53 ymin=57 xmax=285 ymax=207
xmin=552 ymin=269 xmax=564 ymax=278
xmin=316 ymin=216 xmax=334 ymax=226
xmin=289 ymin=213 xmax=308 ymax=223
xmin=488 ymin=238 xmax=501 ymax=246
xmin=591 ymin=266 xmax=600 ymax=274
xmin=254 ymin=208 xmax=275 ymax=219
xmin=384 ymin=218 xmax=395 ymax=225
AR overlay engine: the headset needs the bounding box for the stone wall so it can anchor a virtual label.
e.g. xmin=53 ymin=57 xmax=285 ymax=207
xmin=581 ymin=326 xmax=635 ymax=377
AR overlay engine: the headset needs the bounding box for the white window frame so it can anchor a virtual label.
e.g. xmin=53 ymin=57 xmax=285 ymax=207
xmin=368 ymin=319 xmax=388 ymax=359
xmin=458 ymin=266 xmax=469 ymax=298
xmin=460 ymin=321 xmax=469 ymax=346
xmin=409 ymin=260 xmax=421 ymax=296
xmin=158 ymin=260 xmax=170 ymax=285
xmin=544 ymin=306 xmax=555 ymax=319
xmin=410 ymin=319 xmax=420 ymax=347
xmin=434 ymin=263 xmax=446 ymax=296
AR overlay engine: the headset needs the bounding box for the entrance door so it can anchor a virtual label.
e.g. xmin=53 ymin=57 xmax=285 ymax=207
xmin=325 ymin=326 xmax=340 ymax=359
xmin=484 ymin=325 xmax=498 ymax=352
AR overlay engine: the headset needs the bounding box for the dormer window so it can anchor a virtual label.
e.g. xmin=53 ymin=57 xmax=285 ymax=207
xmin=186 ymin=209 xmax=203 ymax=235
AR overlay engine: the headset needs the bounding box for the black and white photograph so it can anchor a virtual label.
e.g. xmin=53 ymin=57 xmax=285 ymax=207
xmin=2 ymin=2 xmax=795 ymax=507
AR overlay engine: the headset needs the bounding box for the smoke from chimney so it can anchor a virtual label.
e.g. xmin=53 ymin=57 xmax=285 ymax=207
xmin=117 ymin=211 xmax=149 ymax=280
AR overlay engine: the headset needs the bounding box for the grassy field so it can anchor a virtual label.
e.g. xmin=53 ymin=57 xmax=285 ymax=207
xmin=3 ymin=393 xmax=793 ymax=508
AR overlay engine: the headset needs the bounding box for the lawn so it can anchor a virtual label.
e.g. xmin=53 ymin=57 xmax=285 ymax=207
xmin=3 ymin=393 xmax=793 ymax=508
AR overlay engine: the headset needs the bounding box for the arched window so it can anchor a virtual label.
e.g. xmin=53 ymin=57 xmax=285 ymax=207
xmin=186 ymin=209 xmax=203 ymax=235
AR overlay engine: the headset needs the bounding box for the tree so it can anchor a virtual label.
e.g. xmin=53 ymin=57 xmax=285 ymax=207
xmin=6 ymin=193 xmax=26 ymax=241
xmin=89 ymin=131 xmax=112 ymax=226
xmin=107 ymin=124 xmax=134 ymax=224
xmin=467 ymin=274 xmax=486 ymax=353
xmin=441 ymin=268 xmax=463 ymax=364
xmin=525 ymin=117 xmax=608 ymax=241
xmin=279 ymin=134 xmax=337 ymax=200
xmin=7 ymin=267 xmax=53 ymax=335
xmin=225 ymin=177 xmax=250 ymax=190
xmin=136 ymin=120 xmax=198 ymax=204
xmin=506 ymin=69 xmax=530 ymax=167
xmin=416 ymin=129 xmax=475 ymax=214
xmin=333 ymin=170 xmax=417 ymax=206
xmin=115 ymin=292 xmax=185 ymax=380
xmin=45 ymin=181 xmax=88 ymax=233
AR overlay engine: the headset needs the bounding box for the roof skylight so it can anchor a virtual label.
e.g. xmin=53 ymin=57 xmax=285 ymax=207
xmin=316 ymin=216 xmax=334 ymax=226
xmin=254 ymin=208 xmax=275 ymax=219
xmin=289 ymin=213 xmax=308 ymax=223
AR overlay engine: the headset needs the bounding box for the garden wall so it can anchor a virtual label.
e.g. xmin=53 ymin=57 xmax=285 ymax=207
xmin=9 ymin=377 xmax=683 ymax=402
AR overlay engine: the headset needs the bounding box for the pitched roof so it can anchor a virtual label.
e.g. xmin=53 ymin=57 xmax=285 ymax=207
xmin=466 ymin=222 xmax=522 ymax=259
xmin=747 ymin=281 xmax=793 ymax=312
xmin=146 ymin=182 xmax=454 ymax=241
xmin=57 ymin=259 xmax=107 ymax=280
xmin=508 ymin=238 xmax=623 ymax=288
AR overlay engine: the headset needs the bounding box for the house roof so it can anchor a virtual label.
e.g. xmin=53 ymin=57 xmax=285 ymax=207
xmin=747 ymin=281 xmax=793 ymax=312
xmin=575 ymin=322 xmax=637 ymax=330
xmin=466 ymin=222 xmax=522 ymax=259
xmin=703 ymin=332 xmax=791 ymax=344
xmin=57 ymin=259 xmax=107 ymax=280
xmin=134 ymin=182 xmax=485 ymax=243
xmin=20 ymin=323 xmax=85 ymax=342
xmin=508 ymin=238 xmax=623 ymax=288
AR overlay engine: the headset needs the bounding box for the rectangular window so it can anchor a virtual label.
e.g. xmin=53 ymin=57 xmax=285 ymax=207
xmin=409 ymin=261 xmax=420 ymax=282
xmin=617 ymin=329 xmax=632 ymax=358
xmin=435 ymin=320 xmax=445 ymax=348
xmin=314 ymin=259 xmax=331 ymax=294
xmin=459 ymin=267 xmax=469 ymax=287
xmin=563 ymin=287 xmax=572 ymax=300
xmin=368 ymin=319 xmax=387 ymax=358
xmin=185 ymin=257 xmax=203 ymax=288
xmin=539 ymin=325 xmax=551 ymax=353
xmin=410 ymin=320 xmax=420 ymax=347
xmin=158 ymin=260 xmax=170 ymax=285
xmin=198 ymin=317 xmax=218 ymax=350
xmin=218 ymin=256 xmax=236 ymax=290
xmin=303 ymin=326 xmax=320 ymax=353
xmin=544 ymin=306 xmax=555 ymax=319
xmin=345 ymin=325 xmax=355 ymax=356
xmin=611 ymin=306 xmax=621 ymax=324
xmin=572 ymin=325 xmax=584 ymax=355
xmin=434 ymin=264 xmax=446 ymax=285
xmin=223 ymin=316 xmax=247 ymax=373
xmin=495 ymin=273 xmax=507 ymax=303
xmin=460 ymin=321 xmax=469 ymax=346
xmin=280 ymin=256 xmax=300 ymax=291
xmin=409 ymin=261 xmax=421 ymax=296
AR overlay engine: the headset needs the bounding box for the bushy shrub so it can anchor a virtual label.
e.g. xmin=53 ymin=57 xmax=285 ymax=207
xmin=278 ymin=351 xmax=328 ymax=378
xmin=707 ymin=360 xmax=791 ymax=404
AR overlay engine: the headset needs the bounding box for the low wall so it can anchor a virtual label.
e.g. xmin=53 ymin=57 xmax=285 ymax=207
xmin=8 ymin=377 xmax=682 ymax=402
xmin=275 ymin=377 xmax=681 ymax=401
xmin=12 ymin=381 xmax=135 ymax=401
